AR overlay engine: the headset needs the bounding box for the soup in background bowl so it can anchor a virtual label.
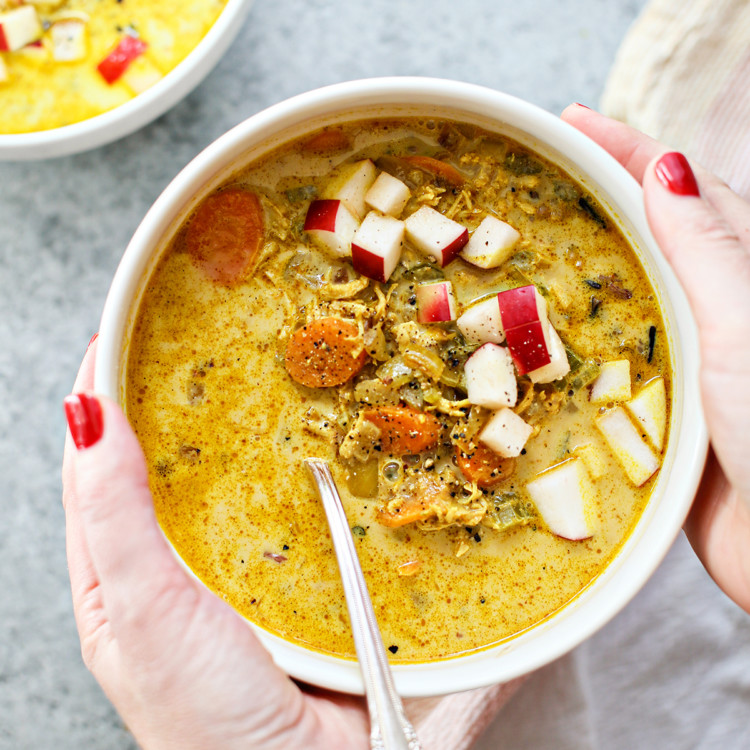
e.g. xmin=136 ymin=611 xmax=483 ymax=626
xmin=0 ymin=0 xmax=253 ymax=159
xmin=95 ymin=78 xmax=707 ymax=697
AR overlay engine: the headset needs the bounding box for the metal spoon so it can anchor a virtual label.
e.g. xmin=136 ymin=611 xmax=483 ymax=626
xmin=305 ymin=458 xmax=422 ymax=750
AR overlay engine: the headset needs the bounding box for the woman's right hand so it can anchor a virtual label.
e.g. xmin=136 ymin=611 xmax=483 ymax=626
xmin=562 ymin=104 xmax=750 ymax=613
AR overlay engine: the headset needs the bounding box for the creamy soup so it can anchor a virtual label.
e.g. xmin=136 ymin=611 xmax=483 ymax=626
xmin=0 ymin=0 xmax=228 ymax=134
xmin=126 ymin=118 xmax=670 ymax=662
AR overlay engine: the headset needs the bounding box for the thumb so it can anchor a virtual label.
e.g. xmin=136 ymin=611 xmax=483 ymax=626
xmin=64 ymin=393 xmax=196 ymax=642
xmin=643 ymin=152 xmax=750 ymax=495
xmin=644 ymin=152 xmax=750 ymax=349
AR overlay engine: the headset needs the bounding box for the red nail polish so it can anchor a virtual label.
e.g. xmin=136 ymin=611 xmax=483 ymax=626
xmin=87 ymin=332 xmax=99 ymax=350
xmin=64 ymin=394 xmax=104 ymax=450
xmin=574 ymin=102 xmax=591 ymax=110
xmin=654 ymin=152 xmax=700 ymax=196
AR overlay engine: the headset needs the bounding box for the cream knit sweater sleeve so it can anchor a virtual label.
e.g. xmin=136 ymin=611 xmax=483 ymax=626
xmin=601 ymin=0 xmax=750 ymax=199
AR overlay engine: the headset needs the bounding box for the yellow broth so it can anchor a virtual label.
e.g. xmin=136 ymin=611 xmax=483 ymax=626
xmin=126 ymin=118 xmax=670 ymax=661
xmin=0 ymin=0 xmax=228 ymax=134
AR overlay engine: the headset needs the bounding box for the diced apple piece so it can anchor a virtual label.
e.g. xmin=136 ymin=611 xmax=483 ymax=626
xmin=351 ymin=211 xmax=404 ymax=283
xmin=416 ymin=281 xmax=456 ymax=323
xmin=626 ymin=376 xmax=667 ymax=451
xmin=465 ymin=344 xmax=517 ymax=409
xmin=365 ymin=172 xmax=411 ymax=217
xmin=573 ymin=442 xmax=607 ymax=480
xmin=0 ymin=6 xmax=42 ymax=52
xmin=460 ymin=215 xmax=520 ymax=269
xmin=51 ymin=20 xmax=87 ymax=62
xmin=596 ymin=407 xmax=660 ymax=486
xmin=323 ymin=159 xmax=377 ymax=220
xmin=404 ymin=206 xmax=468 ymax=267
xmin=97 ymin=35 xmax=148 ymax=84
xmin=479 ymin=407 xmax=533 ymax=458
xmin=121 ymin=54 xmax=163 ymax=93
xmin=456 ymin=295 xmax=505 ymax=344
xmin=528 ymin=323 xmax=570 ymax=383
xmin=590 ymin=360 xmax=631 ymax=403
xmin=526 ymin=459 xmax=593 ymax=540
xmin=497 ymin=285 xmax=551 ymax=375
xmin=304 ymin=199 xmax=360 ymax=258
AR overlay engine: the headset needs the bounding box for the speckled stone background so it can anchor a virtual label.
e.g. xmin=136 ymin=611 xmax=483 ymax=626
xmin=3 ymin=1 xmax=749 ymax=749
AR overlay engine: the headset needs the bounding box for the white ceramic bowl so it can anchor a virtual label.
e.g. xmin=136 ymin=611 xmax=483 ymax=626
xmin=95 ymin=77 xmax=708 ymax=697
xmin=0 ymin=0 xmax=253 ymax=161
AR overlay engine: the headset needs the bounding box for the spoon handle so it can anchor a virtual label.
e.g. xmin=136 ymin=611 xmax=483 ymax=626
xmin=305 ymin=458 xmax=422 ymax=750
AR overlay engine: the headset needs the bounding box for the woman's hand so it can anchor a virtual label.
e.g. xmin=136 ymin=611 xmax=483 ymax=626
xmin=62 ymin=340 xmax=369 ymax=750
xmin=562 ymin=104 xmax=750 ymax=613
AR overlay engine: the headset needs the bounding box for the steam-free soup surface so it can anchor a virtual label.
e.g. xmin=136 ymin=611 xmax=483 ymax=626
xmin=126 ymin=118 xmax=670 ymax=661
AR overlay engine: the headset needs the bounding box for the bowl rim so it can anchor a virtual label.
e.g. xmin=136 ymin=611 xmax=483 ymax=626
xmin=0 ymin=0 xmax=254 ymax=161
xmin=94 ymin=76 xmax=709 ymax=697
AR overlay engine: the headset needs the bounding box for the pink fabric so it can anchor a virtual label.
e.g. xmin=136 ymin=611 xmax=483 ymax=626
xmin=404 ymin=678 xmax=526 ymax=750
xmin=693 ymin=50 xmax=750 ymax=200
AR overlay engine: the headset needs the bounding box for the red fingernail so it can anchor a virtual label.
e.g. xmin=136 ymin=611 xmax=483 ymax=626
xmin=64 ymin=394 xmax=104 ymax=450
xmin=574 ymin=102 xmax=591 ymax=109
xmin=654 ymin=152 xmax=700 ymax=196
xmin=87 ymin=332 xmax=99 ymax=351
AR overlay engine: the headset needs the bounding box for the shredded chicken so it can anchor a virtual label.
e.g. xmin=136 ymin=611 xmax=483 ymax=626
xmin=378 ymin=471 xmax=486 ymax=530
xmin=339 ymin=411 xmax=381 ymax=462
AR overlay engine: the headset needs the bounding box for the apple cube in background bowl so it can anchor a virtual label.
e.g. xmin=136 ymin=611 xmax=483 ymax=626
xmin=94 ymin=78 xmax=707 ymax=698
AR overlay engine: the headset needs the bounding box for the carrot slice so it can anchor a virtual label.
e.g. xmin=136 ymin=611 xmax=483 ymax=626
xmin=301 ymin=129 xmax=351 ymax=153
xmin=362 ymin=406 xmax=442 ymax=454
xmin=456 ymin=440 xmax=516 ymax=489
xmin=401 ymin=155 xmax=465 ymax=187
xmin=186 ymin=188 xmax=264 ymax=285
xmin=378 ymin=495 xmax=434 ymax=528
xmin=285 ymin=317 xmax=367 ymax=388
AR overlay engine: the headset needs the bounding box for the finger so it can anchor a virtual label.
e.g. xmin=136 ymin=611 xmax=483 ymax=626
xmin=62 ymin=333 xmax=99 ymax=507
xmin=684 ymin=450 xmax=750 ymax=613
xmin=561 ymin=103 xmax=664 ymax=183
xmin=63 ymin=335 xmax=124 ymax=680
xmin=64 ymin=393 xmax=197 ymax=646
xmin=561 ymin=105 xmax=750 ymax=241
xmin=643 ymin=153 xmax=750 ymax=496
xmin=65 ymin=498 xmax=119 ymax=674
xmin=643 ymin=152 xmax=750 ymax=330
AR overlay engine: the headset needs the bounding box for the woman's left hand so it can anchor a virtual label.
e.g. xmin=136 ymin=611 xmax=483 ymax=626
xmin=62 ymin=339 xmax=369 ymax=750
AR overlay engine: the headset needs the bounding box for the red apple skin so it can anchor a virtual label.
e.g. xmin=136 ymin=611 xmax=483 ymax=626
xmin=417 ymin=286 xmax=453 ymax=323
xmin=504 ymin=321 xmax=551 ymax=374
xmin=304 ymin=199 xmax=340 ymax=233
xmin=351 ymin=243 xmax=386 ymax=283
xmin=496 ymin=285 xmax=538 ymax=329
xmin=440 ymin=228 xmax=469 ymax=266
xmin=97 ymin=35 xmax=148 ymax=84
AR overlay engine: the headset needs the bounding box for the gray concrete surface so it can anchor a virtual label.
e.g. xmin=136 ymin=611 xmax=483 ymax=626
xmin=3 ymin=1 xmax=748 ymax=749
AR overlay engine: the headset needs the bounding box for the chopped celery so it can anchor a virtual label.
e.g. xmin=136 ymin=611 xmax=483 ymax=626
xmin=285 ymin=184 xmax=317 ymax=203
xmin=484 ymin=492 xmax=535 ymax=532
xmin=556 ymin=345 xmax=600 ymax=392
